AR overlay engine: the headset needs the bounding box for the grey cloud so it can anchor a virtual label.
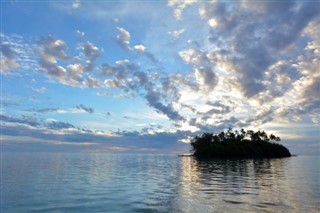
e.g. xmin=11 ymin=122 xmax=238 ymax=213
xmin=263 ymin=1 xmax=320 ymax=50
xmin=81 ymin=41 xmax=101 ymax=72
xmin=38 ymin=35 xmax=70 ymax=61
xmin=76 ymin=104 xmax=94 ymax=114
xmin=37 ymin=35 xmax=104 ymax=88
xmin=83 ymin=76 xmax=104 ymax=88
xmin=145 ymin=89 xmax=184 ymax=121
xmin=0 ymin=113 xmax=78 ymax=131
xmin=0 ymin=99 xmax=19 ymax=107
xmin=101 ymin=60 xmax=140 ymax=89
xmin=32 ymin=108 xmax=61 ymax=113
xmin=195 ymin=66 xmax=217 ymax=92
xmin=38 ymin=35 xmax=69 ymax=78
xmin=245 ymin=108 xmax=275 ymax=126
xmin=0 ymin=114 xmax=39 ymax=127
xmin=0 ymin=43 xmax=19 ymax=72
xmin=203 ymin=101 xmax=232 ymax=115
xmin=179 ymin=48 xmax=217 ymax=92
xmin=46 ymin=121 xmax=75 ymax=130
xmin=100 ymin=58 xmax=187 ymax=121
xmin=1 ymin=43 xmax=17 ymax=59
xmin=1 ymin=123 xmax=190 ymax=153
xmin=198 ymin=1 xmax=320 ymax=98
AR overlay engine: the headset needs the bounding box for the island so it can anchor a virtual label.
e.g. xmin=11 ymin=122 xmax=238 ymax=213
xmin=190 ymin=128 xmax=291 ymax=158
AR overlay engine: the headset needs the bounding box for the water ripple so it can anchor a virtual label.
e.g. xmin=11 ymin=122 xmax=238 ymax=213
xmin=1 ymin=153 xmax=319 ymax=212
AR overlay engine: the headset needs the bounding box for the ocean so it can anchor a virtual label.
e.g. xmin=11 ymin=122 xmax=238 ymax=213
xmin=1 ymin=153 xmax=319 ymax=212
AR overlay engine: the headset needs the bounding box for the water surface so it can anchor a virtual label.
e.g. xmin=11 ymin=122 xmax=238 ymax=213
xmin=1 ymin=153 xmax=319 ymax=212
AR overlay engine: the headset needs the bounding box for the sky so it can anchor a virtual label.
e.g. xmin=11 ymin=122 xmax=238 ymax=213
xmin=1 ymin=0 xmax=319 ymax=154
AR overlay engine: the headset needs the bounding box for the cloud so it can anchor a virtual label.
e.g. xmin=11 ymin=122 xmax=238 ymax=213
xmin=0 ymin=33 xmax=38 ymax=74
xmin=167 ymin=0 xmax=197 ymax=20
xmin=83 ymin=76 xmax=104 ymax=88
xmin=0 ymin=114 xmax=39 ymax=127
xmin=115 ymin=27 xmax=158 ymax=63
xmin=46 ymin=121 xmax=75 ymax=130
xmin=38 ymin=35 xmax=70 ymax=79
xmin=32 ymin=108 xmax=61 ymax=113
xmin=133 ymin=44 xmax=146 ymax=53
xmin=76 ymin=104 xmax=94 ymax=114
xmin=81 ymin=41 xmax=101 ymax=72
xmin=37 ymin=34 xmax=104 ymax=88
xmin=75 ymin=30 xmax=85 ymax=39
xmin=116 ymin=27 xmax=131 ymax=50
xmin=72 ymin=0 xmax=81 ymax=9
xmin=195 ymin=66 xmax=217 ymax=92
xmin=96 ymin=92 xmax=131 ymax=99
xmin=1 ymin=118 xmax=190 ymax=153
xmin=30 ymin=105 xmax=95 ymax=114
xmin=101 ymin=59 xmax=139 ymax=89
xmin=3 ymin=1 xmax=319 ymax=148
xmin=168 ymin=29 xmax=185 ymax=41
xmin=0 ymin=42 xmax=19 ymax=73
xmin=145 ymin=89 xmax=184 ymax=122
xmin=0 ymin=113 xmax=78 ymax=130
xmin=179 ymin=48 xmax=208 ymax=65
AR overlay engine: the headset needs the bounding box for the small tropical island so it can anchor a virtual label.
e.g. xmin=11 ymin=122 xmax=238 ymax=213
xmin=190 ymin=128 xmax=291 ymax=158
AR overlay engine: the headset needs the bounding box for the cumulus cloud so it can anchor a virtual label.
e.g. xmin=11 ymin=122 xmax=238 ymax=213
xmin=133 ymin=44 xmax=146 ymax=53
xmin=38 ymin=35 xmax=70 ymax=79
xmin=115 ymin=26 xmax=158 ymax=63
xmin=101 ymin=59 xmax=139 ymax=89
xmin=100 ymin=58 xmax=186 ymax=121
xmin=81 ymin=41 xmax=101 ymax=72
xmin=179 ymin=48 xmax=208 ymax=65
xmin=195 ymin=66 xmax=217 ymax=92
xmin=3 ymin=1 xmax=319 ymax=147
xmin=116 ymin=27 xmax=131 ymax=50
xmin=168 ymin=0 xmax=197 ymax=20
xmin=37 ymin=35 xmax=103 ymax=88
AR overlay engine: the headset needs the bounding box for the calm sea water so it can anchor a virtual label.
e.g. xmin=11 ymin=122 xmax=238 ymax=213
xmin=1 ymin=153 xmax=319 ymax=213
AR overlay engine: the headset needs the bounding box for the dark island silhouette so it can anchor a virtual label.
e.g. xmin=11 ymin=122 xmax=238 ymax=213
xmin=190 ymin=128 xmax=291 ymax=158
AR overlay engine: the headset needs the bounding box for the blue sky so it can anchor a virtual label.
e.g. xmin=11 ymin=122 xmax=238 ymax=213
xmin=1 ymin=0 xmax=319 ymax=154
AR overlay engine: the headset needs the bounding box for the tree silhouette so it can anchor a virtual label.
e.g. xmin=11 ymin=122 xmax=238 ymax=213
xmin=190 ymin=128 xmax=290 ymax=158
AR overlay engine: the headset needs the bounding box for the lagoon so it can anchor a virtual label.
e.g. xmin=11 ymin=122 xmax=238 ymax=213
xmin=1 ymin=153 xmax=319 ymax=212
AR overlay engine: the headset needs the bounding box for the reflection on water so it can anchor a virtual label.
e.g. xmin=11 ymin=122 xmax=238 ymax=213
xmin=1 ymin=153 xmax=319 ymax=212
xmin=178 ymin=157 xmax=319 ymax=212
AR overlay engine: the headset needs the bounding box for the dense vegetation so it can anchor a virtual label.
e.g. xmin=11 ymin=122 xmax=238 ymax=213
xmin=190 ymin=128 xmax=291 ymax=158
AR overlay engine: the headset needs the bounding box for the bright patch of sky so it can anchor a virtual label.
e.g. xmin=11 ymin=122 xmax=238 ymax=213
xmin=1 ymin=0 xmax=319 ymax=154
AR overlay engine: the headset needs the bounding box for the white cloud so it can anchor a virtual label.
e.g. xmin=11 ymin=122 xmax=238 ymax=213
xmin=75 ymin=30 xmax=85 ymax=39
xmin=168 ymin=29 xmax=185 ymax=40
xmin=168 ymin=0 xmax=197 ymax=20
xmin=0 ymin=33 xmax=37 ymax=74
xmin=72 ymin=0 xmax=81 ymax=9
xmin=133 ymin=44 xmax=146 ymax=53
xmin=179 ymin=48 xmax=207 ymax=65
xmin=116 ymin=27 xmax=130 ymax=50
